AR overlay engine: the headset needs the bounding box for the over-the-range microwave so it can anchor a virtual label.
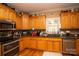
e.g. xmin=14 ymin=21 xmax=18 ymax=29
xmin=0 ymin=20 xmax=16 ymax=30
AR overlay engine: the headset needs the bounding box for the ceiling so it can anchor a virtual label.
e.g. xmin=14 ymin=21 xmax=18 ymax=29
xmin=8 ymin=3 xmax=79 ymax=14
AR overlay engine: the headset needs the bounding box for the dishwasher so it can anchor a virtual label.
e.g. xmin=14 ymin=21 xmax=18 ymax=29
xmin=62 ymin=38 xmax=76 ymax=55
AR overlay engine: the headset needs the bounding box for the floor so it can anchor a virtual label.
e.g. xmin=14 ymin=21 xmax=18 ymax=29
xmin=19 ymin=49 xmax=62 ymax=56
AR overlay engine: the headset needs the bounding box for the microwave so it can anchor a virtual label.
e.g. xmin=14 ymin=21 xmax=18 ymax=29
xmin=0 ymin=20 xmax=16 ymax=30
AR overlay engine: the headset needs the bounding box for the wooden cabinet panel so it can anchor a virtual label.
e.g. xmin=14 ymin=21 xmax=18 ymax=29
xmin=0 ymin=4 xmax=16 ymax=21
xmin=60 ymin=12 xmax=79 ymax=29
xmin=16 ymin=16 xmax=22 ymax=29
xmin=60 ymin=12 xmax=71 ymax=29
xmin=77 ymin=12 xmax=79 ymax=28
xmin=22 ymin=13 xmax=30 ymax=29
xmin=29 ymin=15 xmax=46 ymax=29
xmin=30 ymin=16 xmax=38 ymax=29
xmin=29 ymin=39 xmax=37 ymax=49
xmin=53 ymin=41 xmax=62 ymax=52
xmin=25 ymin=38 xmax=30 ymax=48
xmin=0 ymin=5 xmax=7 ymax=19
xmin=20 ymin=37 xmax=62 ymax=53
xmin=19 ymin=39 xmax=24 ymax=52
xmin=37 ymin=40 xmax=47 ymax=50
xmin=37 ymin=15 xmax=46 ymax=29
xmin=71 ymin=13 xmax=78 ymax=29
xmin=76 ymin=39 xmax=79 ymax=55
xmin=0 ymin=4 xmax=22 ymax=30
xmin=47 ymin=41 xmax=53 ymax=51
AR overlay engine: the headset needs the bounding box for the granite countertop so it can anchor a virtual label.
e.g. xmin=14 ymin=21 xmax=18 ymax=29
xmin=20 ymin=35 xmax=79 ymax=39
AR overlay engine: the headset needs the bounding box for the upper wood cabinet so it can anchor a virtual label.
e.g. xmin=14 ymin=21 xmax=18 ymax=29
xmin=60 ymin=12 xmax=71 ymax=29
xmin=0 ymin=4 xmax=8 ymax=19
xmin=21 ymin=13 xmax=30 ymax=30
xmin=29 ymin=16 xmax=38 ymax=29
xmin=29 ymin=15 xmax=46 ymax=29
xmin=77 ymin=12 xmax=79 ymax=28
xmin=0 ymin=4 xmax=16 ymax=21
xmin=37 ymin=15 xmax=46 ymax=29
xmin=60 ymin=12 xmax=79 ymax=29
xmin=0 ymin=4 xmax=23 ymax=29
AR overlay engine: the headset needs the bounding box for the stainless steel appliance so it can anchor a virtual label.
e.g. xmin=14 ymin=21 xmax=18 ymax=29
xmin=0 ymin=20 xmax=16 ymax=30
xmin=62 ymin=38 xmax=76 ymax=55
xmin=0 ymin=20 xmax=20 ymax=56
xmin=0 ymin=39 xmax=19 ymax=56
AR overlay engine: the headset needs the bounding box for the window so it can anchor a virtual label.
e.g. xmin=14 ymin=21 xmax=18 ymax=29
xmin=46 ymin=17 xmax=60 ymax=34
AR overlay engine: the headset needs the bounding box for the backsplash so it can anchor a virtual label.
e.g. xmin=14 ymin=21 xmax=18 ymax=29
xmin=60 ymin=29 xmax=79 ymax=34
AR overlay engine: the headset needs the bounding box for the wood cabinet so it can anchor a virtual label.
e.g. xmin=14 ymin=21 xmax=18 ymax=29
xmin=19 ymin=37 xmax=30 ymax=52
xmin=47 ymin=41 xmax=53 ymax=51
xmin=77 ymin=12 xmax=79 ymax=28
xmin=53 ymin=41 xmax=62 ymax=52
xmin=76 ymin=39 xmax=79 ymax=55
xmin=36 ymin=15 xmax=46 ymax=29
xmin=60 ymin=12 xmax=79 ymax=29
xmin=15 ymin=16 xmax=22 ymax=29
xmin=20 ymin=37 xmax=62 ymax=53
xmin=29 ymin=39 xmax=37 ymax=49
xmin=37 ymin=40 xmax=47 ymax=50
xmin=0 ymin=4 xmax=16 ymax=21
xmin=22 ymin=13 xmax=30 ymax=29
xmin=60 ymin=12 xmax=71 ymax=29
xmin=0 ymin=4 xmax=22 ymax=29
xmin=47 ymin=38 xmax=62 ymax=52
xmin=29 ymin=15 xmax=46 ymax=29
xmin=19 ymin=38 xmax=25 ymax=52
xmin=29 ymin=16 xmax=38 ymax=29
xmin=70 ymin=12 xmax=78 ymax=29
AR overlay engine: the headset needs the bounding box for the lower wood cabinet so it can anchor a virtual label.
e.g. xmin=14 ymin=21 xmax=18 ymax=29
xmin=76 ymin=39 xmax=79 ymax=55
xmin=19 ymin=38 xmax=24 ymax=52
xmin=47 ymin=41 xmax=53 ymax=51
xmin=37 ymin=40 xmax=47 ymax=51
xmin=25 ymin=38 xmax=30 ymax=48
xmin=19 ymin=37 xmax=62 ymax=53
xmin=53 ymin=41 xmax=62 ymax=52
xmin=29 ymin=39 xmax=37 ymax=49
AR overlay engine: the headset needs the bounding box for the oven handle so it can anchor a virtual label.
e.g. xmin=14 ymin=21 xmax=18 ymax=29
xmin=3 ymin=40 xmax=19 ymax=46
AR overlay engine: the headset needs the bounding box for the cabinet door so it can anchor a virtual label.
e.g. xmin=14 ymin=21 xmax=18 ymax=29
xmin=32 ymin=16 xmax=38 ymax=29
xmin=60 ymin=12 xmax=71 ymax=29
xmin=76 ymin=39 xmax=79 ymax=55
xmin=38 ymin=15 xmax=46 ymax=29
xmin=25 ymin=38 xmax=30 ymax=48
xmin=16 ymin=16 xmax=22 ymax=29
xmin=22 ymin=13 xmax=30 ymax=29
xmin=71 ymin=12 xmax=78 ymax=29
xmin=77 ymin=12 xmax=79 ymax=29
xmin=53 ymin=41 xmax=62 ymax=53
xmin=29 ymin=16 xmax=37 ymax=29
xmin=19 ymin=39 xmax=24 ymax=52
xmin=0 ymin=5 xmax=7 ymax=19
xmin=29 ymin=16 xmax=46 ymax=29
xmin=37 ymin=40 xmax=47 ymax=50
xmin=29 ymin=39 xmax=37 ymax=49
xmin=47 ymin=41 xmax=53 ymax=51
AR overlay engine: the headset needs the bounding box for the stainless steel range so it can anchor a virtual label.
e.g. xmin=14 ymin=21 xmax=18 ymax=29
xmin=0 ymin=20 xmax=20 ymax=56
xmin=61 ymin=30 xmax=77 ymax=55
